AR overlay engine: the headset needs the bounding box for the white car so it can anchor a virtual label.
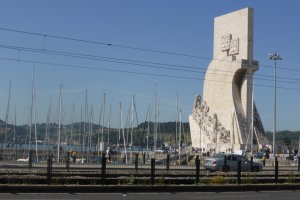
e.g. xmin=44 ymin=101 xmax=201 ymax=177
xmin=155 ymin=148 xmax=167 ymax=153
xmin=204 ymin=153 xmax=263 ymax=172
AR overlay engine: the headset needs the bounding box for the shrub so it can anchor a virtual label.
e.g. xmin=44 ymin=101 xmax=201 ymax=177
xmin=210 ymin=175 xmax=225 ymax=184
xmin=241 ymin=173 xmax=257 ymax=184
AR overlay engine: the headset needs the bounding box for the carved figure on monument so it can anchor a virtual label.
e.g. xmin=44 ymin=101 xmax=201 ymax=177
xmin=193 ymin=95 xmax=201 ymax=113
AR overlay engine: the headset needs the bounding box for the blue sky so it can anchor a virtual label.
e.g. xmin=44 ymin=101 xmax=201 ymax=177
xmin=0 ymin=0 xmax=299 ymax=131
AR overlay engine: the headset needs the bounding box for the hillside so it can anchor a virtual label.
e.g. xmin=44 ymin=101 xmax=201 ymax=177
xmin=1 ymin=119 xmax=299 ymax=151
xmin=0 ymin=121 xmax=190 ymax=147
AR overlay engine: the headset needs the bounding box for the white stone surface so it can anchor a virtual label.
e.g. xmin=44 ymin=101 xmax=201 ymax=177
xmin=189 ymin=8 xmax=265 ymax=153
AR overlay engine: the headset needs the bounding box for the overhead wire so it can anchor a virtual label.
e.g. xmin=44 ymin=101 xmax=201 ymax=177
xmin=0 ymin=27 xmax=299 ymax=72
xmin=1 ymin=55 xmax=300 ymax=91
xmin=0 ymin=27 xmax=299 ymax=91
xmin=0 ymin=43 xmax=299 ymax=86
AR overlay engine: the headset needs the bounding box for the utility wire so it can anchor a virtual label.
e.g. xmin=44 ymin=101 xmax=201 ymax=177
xmin=0 ymin=27 xmax=298 ymax=72
xmin=1 ymin=56 xmax=300 ymax=91
xmin=0 ymin=43 xmax=299 ymax=85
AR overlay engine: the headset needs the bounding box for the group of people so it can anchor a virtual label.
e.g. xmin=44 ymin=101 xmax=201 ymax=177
xmin=66 ymin=150 xmax=77 ymax=163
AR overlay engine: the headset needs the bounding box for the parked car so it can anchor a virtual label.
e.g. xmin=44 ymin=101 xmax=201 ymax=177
xmin=155 ymin=148 xmax=167 ymax=153
xmin=204 ymin=153 xmax=263 ymax=172
xmin=255 ymin=151 xmax=269 ymax=159
xmin=255 ymin=152 xmax=264 ymax=159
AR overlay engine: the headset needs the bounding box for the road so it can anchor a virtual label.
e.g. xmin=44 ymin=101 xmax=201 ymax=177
xmin=1 ymin=191 xmax=300 ymax=200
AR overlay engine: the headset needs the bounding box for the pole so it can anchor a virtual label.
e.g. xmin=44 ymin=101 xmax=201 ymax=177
xmin=275 ymin=156 xmax=278 ymax=184
xmin=195 ymin=155 xmax=200 ymax=185
xmin=269 ymin=53 xmax=282 ymax=155
xmin=151 ymin=158 xmax=155 ymax=185
xmin=237 ymin=160 xmax=241 ymax=184
xmin=273 ymin=59 xmax=276 ymax=155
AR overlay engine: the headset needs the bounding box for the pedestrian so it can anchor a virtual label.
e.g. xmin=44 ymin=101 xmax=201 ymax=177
xmin=105 ymin=147 xmax=111 ymax=163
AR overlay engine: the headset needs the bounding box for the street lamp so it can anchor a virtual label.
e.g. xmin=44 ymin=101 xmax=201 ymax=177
xmin=268 ymin=53 xmax=282 ymax=155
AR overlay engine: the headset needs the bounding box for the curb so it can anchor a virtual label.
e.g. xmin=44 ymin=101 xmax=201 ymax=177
xmin=0 ymin=184 xmax=300 ymax=193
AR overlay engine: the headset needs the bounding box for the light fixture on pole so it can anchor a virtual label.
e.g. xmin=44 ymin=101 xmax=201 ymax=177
xmin=268 ymin=53 xmax=282 ymax=155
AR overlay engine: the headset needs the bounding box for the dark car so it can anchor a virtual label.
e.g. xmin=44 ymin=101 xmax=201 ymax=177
xmin=255 ymin=152 xmax=264 ymax=159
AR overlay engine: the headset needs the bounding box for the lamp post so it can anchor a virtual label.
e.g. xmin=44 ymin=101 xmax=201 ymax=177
xmin=268 ymin=53 xmax=282 ymax=155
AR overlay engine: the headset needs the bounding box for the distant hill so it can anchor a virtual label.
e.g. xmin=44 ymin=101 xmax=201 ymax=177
xmin=265 ymin=130 xmax=300 ymax=151
xmin=1 ymin=118 xmax=299 ymax=150
xmin=0 ymin=120 xmax=190 ymax=147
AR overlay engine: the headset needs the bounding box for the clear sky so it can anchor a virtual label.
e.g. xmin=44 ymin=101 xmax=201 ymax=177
xmin=0 ymin=0 xmax=299 ymax=131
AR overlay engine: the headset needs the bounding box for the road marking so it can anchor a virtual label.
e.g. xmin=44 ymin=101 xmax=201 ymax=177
xmin=187 ymin=194 xmax=269 ymax=199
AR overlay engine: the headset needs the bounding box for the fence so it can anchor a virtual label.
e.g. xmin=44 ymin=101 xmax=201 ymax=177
xmin=1 ymin=152 xmax=300 ymax=185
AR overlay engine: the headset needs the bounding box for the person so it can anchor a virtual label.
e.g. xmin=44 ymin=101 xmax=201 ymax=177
xmin=294 ymin=154 xmax=298 ymax=165
xmin=262 ymin=155 xmax=266 ymax=166
xmin=71 ymin=151 xmax=77 ymax=163
xmin=105 ymin=147 xmax=111 ymax=163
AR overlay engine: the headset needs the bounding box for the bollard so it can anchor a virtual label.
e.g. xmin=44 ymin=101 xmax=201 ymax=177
xmin=275 ymin=156 xmax=278 ymax=184
xmin=66 ymin=157 xmax=70 ymax=172
xmin=222 ymin=155 xmax=228 ymax=172
xmin=195 ymin=155 xmax=200 ymax=185
xmin=166 ymin=154 xmax=170 ymax=171
xmin=298 ymin=156 xmax=300 ymax=172
xmin=47 ymin=156 xmax=52 ymax=184
xmin=135 ymin=153 xmax=139 ymax=171
xmin=66 ymin=152 xmax=70 ymax=172
xmin=49 ymin=155 xmax=53 ymax=173
xmin=237 ymin=160 xmax=241 ymax=184
xmin=142 ymin=152 xmax=146 ymax=165
xmin=50 ymin=156 xmax=53 ymax=173
xmin=101 ymin=152 xmax=106 ymax=181
xmin=150 ymin=158 xmax=155 ymax=185
xmin=250 ymin=156 xmax=253 ymax=172
xmin=28 ymin=150 xmax=33 ymax=169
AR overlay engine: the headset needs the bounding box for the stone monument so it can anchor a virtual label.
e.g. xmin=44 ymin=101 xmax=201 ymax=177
xmin=189 ymin=8 xmax=266 ymax=153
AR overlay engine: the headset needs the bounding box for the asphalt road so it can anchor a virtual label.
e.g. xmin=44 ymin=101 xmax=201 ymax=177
xmin=1 ymin=191 xmax=300 ymax=200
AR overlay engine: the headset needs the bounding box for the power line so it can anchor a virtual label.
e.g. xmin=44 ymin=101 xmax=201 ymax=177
xmin=0 ymin=43 xmax=300 ymax=86
xmin=1 ymin=27 xmax=299 ymax=72
xmin=1 ymin=56 xmax=300 ymax=92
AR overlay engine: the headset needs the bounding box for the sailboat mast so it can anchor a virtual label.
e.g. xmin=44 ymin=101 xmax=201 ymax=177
xmin=101 ymin=93 xmax=106 ymax=152
xmin=153 ymin=84 xmax=158 ymax=156
xmin=70 ymin=103 xmax=75 ymax=150
xmin=83 ymin=91 xmax=88 ymax=155
xmin=175 ymin=94 xmax=178 ymax=150
xmin=34 ymin=96 xmax=38 ymax=162
xmin=57 ymin=84 xmax=63 ymax=163
xmin=80 ymin=106 xmax=82 ymax=152
xmin=97 ymin=101 xmax=102 ymax=156
xmin=28 ymin=68 xmax=35 ymax=158
xmin=88 ymin=105 xmax=93 ymax=162
xmin=146 ymin=105 xmax=150 ymax=153
xmin=117 ymin=104 xmax=121 ymax=148
xmin=120 ymin=102 xmax=127 ymax=163
xmin=3 ymin=81 xmax=11 ymax=157
xmin=179 ymin=109 xmax=182 ymax=164
xmin=130 ymin=95 xmax=134 ymax=147
xmin=250 ymin=80 xmax=254 ymax=155
xmin=107 ymin=104 xmax=111 ymax=147
xmin=14 ymin=106 xmax=17 ymax=160
xmin=43 ymin=98 xmax=52 ymax=155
